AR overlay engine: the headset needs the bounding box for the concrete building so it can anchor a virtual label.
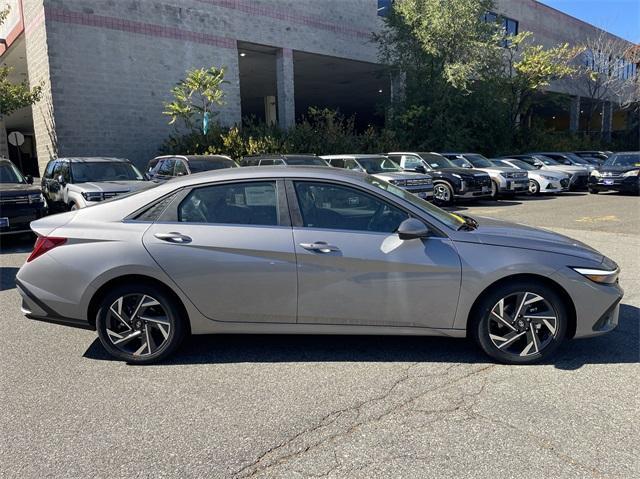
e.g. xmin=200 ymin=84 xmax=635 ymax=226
xmin=0 ymin=0 xmax=637 ymax=176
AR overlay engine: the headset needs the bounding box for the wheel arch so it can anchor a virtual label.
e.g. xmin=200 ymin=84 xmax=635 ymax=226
xmin=87 ymin=274 xmax=191 ymax=334
xmin=466 ymin=273 xmax=577 ymax=339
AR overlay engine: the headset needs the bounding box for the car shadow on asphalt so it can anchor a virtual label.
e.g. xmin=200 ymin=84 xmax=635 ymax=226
xmin=0 ymin=267 xmax=20 ymax=292
xmin=83 ymin=304 xmax=639 ymax=369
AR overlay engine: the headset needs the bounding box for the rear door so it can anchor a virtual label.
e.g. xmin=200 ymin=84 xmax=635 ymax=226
xmin=142 ymin=179 xmax=297 ymax=323
xmin=288 ymin=179 xmax=461 ymax=329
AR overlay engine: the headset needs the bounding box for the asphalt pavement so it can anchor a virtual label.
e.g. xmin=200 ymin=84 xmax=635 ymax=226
xmin=1 ymin=190 xmax=638 ymax=478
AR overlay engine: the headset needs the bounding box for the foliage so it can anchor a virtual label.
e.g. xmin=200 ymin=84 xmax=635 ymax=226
xmin=163 ymin=66 xmax=227 ymax=131
xmin=0 ymin=6 xmax=43 ymax=117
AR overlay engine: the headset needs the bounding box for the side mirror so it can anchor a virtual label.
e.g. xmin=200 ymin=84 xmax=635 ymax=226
xmin=414 ymin=165 xmax=427 ymax=174
xmin=25 ymin=175 xmax=34 ymax=184
xmin=56 ymin=174 xmax=66 ymax=186
xmin=397 ymin=218 xmax=430 ymax=240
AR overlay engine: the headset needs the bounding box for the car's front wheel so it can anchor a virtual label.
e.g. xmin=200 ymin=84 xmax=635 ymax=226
xmin=472 ymin=281 xmax=567 ymax=364
xmin=433 ymin=182 xmax=454 ymax=205
xmin=589 ymin=187 xmax=599 ymax=194
xmin=528 ymin=180 xmax=540 ymax=195
xmin=96 ymin=283 xmax=186 ymax=364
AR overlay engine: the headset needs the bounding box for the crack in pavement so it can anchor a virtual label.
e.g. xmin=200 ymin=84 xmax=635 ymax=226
xmin=232 ymin=363 xmax=495 ymax=478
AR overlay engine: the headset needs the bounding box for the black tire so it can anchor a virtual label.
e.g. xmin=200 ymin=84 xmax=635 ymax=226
xmin=69 ymin=202 xmax=79 ymax=211
xmin=433 ymin=181 xmax=454 ymax=205
xmin=589 ymin=188 xmax=599 ymax=194
xmin=96 ymin=283 xmax=186 ymax=364
xmin=471 ymin=280 xmax=567 ymax=364
xmin=528 ymin=180 xmax=540 ymax=195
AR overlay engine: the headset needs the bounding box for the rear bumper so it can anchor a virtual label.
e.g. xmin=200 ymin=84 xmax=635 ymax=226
xmin=15 ymin=278 xmax=94 ymax=330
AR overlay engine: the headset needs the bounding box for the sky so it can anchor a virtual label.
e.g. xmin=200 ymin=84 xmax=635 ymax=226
xmin=538 ymin=0 xmax=640 ymax=43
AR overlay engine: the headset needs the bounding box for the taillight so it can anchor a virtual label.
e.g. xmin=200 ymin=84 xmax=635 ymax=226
xmin=27 ymin=236 xmax=67 ymax=263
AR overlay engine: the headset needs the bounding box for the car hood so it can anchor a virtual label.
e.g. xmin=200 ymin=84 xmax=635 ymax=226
xmin=435 ymin=167 xmax=489 ymax=178
xmin=374 ymin=171 xmax=432 ymax=181
xmin=542 ymin=165 xmax=588 ymax=174
xmin=455 ymin=216 xmax=603 ymax=262
xmin=530 ymin=170 xmax=567 ymax=179
xmin=70 ymin=180 xmax=148 ymax=193
xmin=0 ymin=183 xmax=41 ymax=197
xmin=598 ymin=165 xmax=640 ymax=174
xmin=473 ymin=166 xmax=522 ymax=175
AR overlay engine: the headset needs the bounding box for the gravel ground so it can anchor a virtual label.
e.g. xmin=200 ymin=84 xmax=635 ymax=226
xmin=1 ymin=190 xmax=638 ymax=478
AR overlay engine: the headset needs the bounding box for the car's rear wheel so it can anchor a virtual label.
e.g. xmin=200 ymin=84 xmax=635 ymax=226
xmin=472 ymin=281 xmax=567 ymax=364
xmin=96 ymin=283 xmax=186 ymax=364
xmin=433 ymin=182 xmax=453 ymax=205
xmin=528 ymin=180 xmax=540 ymax=195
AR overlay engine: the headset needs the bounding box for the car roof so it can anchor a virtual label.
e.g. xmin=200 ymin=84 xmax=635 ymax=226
xmin=321 ymin=154 xmax=387 ymax=159
xmin=154 ymin=154 xmax=234 ymax=162
xmin=244 ymin=154 xmax=317 ymax=159
xmin=387 ymin=151 xmax=444 ymax=156
xmin=55 ymin=157 xmax=131 ymax=163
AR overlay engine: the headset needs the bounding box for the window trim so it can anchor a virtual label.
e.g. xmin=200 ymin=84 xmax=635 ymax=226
xmin=284 ymin=178 xmax=447 ymax=237
xmin=154 ymin=178 xmax=290 ymax=227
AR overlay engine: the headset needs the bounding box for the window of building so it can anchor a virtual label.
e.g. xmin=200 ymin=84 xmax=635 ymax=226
xmin=178 ymin=181 xmax=279 ymax=226
xmin=377 ymin=0 xmax=393 ymax=17
xmin=483 ymin=11 xmax=519 ymax=44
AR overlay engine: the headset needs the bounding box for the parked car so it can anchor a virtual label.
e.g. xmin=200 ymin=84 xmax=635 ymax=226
xmin=41 ymin=157 xmax=150 ymax=211
xmin=387 ymin=152 xmax=492 ymax=205
xmin=528 ymin=152 xmax=596 ymax=172
xmin=240 ymin=154 xmax=329 ymax=167
xmin=503 ymin=154 xmax=590 ymax=190
xmin=492 ymin=158 xmax=569 ymax=195
xmin=0 ymin=158 xmax=47 ymax=236
xmin=146 ymin=155 xmax=239 ymax=181
xmin=441 ymin=153 xmax=529 ymax=198
xmin=588 ymin=151 xmax=640 ymax=195
xmin=17 ymin=166 xmax=622 ymax=365
xmin=322 ymin=154 xmax=434 ymax=200
xmin=575 ymin=151 xmax=612 ymax=163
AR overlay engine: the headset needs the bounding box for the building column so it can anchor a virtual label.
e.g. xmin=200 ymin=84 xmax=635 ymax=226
xmin=601 ymin=101 xmax=613 ymax=142
xmin=0 ymin=118 xmax=9 ymax=158
xmin=276 ymin=48 xmax=295 ymax=129
xmin=569 ymin=96 xmax=580 ymax=132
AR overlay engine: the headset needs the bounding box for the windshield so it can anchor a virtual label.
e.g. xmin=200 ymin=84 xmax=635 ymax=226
xmin=0 ymin=162 xmax=26 ymax=184
xmin=285 ymin=157 xmax=328 ymax=166
xmin=189 ymin=158 xmax=238 ymax=173
xmin=357 ymin=157 xmax=402 ymax=174
xmin=71 ymin=162 xmax=144 ymax=182
xmin=533 ymin=155 xmax=560 ymax=166
xmin=418 ymin=153 xmax=455 ymax=169
xmin=464 ymin=154 xmax=493 ymax=168
xmin=504 ymin=159 xmax=535 ymax=171
xmin=604 ymin=153 xmax=640 ymax=167
xmin=450 ymin=158 xmax=474 ymax=168
xmin=568 ymin=155 xmax=592 ymax=165
xmin=366 ymin=177 xmax=465 ymax=230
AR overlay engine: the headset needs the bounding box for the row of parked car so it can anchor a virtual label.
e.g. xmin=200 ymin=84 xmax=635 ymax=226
xmin=1 ymin=150 xmax=638 ymax=236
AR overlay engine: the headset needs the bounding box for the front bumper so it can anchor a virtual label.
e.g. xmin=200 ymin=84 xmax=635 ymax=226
xmin=403 ymin=185 xmax=434 ymax=200
xmin=569 ymin=173 xmax=589 ymax=190
xmin=498 ymin=178 xmax=529 ymax=194
xmin=0 ymin=203 xmax=47 ymax=235
xmin=589 ymin=175 xmax=640 ymax=193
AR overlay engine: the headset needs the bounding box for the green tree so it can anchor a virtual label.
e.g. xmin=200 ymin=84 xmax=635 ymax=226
xmin=163 ymin=66 xmax=228 ymax=131
xmin=0 ymin=6 xmax=43 ymax=118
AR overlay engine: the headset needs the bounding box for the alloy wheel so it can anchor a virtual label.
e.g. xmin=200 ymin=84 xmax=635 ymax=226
xmin=528 ymin=180 xmax=539 ymax=194
xmin=104 ymin=294 xmax=172 ymax=357
xmin=487 ymin=291 xmax=558 ymax=357
xmin=434 ymin=183 xmax=451 ymax=203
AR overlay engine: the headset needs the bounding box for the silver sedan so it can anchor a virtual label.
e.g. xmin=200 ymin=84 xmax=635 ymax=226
xmin=16 ymin=167 xmax=622 ymax=364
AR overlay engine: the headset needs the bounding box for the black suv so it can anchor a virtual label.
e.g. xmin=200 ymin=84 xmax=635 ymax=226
xmin=589 ymin=152 xmax=640 ymax=195
xmin=0 ymin=158 xmax=47 ymax=236
xmin=145 ymin=154 xmax=239 ymax=181
xmin=387 ymin=152 xmax=492 ymax=205
xmin=241 ymin=154 xmax=329 ymax=167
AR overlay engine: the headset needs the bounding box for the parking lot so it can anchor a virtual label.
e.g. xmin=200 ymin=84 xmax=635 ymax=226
xmin=1 ymin=191 xmax=638 ymax=478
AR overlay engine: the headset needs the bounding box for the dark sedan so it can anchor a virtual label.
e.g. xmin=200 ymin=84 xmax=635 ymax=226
xmin=589 ymin=152 xmax=640 ymax=195
xmin=146 ymin=155 xmax=239 ymax=181
xmin=0 ymin=159 xmax=47 ymax=236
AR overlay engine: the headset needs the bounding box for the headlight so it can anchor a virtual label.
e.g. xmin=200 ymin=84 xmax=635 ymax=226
xmin=82 ymin=192 xmax=104 ymax=201
xmin=28 ymin=193 xmax=44 ymax=204
xmin=572 ymin=267 xmax=619 ymax=284
xmin=499 ymin=172 xmax=511 ymax=178
xmin=451 ymin=173 xmax=462 ymax=179
xmin=540 ymin=175 xmax=556 ymax=180
xmin=590 ymin=170 xmax=601 ymax=177
xmin=622 ymin=169 xmax=640 ymax=177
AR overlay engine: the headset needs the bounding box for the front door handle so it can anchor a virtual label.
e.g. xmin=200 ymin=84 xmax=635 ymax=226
xmin=154 ymin=232 xmax=192 ymax=244
xmin=299 ymin=242 xmax=340 ymax=253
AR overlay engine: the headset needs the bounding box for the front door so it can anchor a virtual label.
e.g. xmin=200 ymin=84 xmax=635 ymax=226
xmin=290 ymin=180 xmax=461 ymax=329
xmin=142 ymin=180 xmax=297 ymax=323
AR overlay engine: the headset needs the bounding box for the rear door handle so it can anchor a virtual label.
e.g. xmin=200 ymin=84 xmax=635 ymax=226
xmin=299 ymin=242 xmax=340 ymax=253
xmin=154 ymin=232 xmax=192 ymax=244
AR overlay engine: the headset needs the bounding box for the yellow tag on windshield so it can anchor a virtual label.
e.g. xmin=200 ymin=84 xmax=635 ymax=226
xmin=635 ymin=163 xmax=640 ymax=167
xmin=451 ymin=213 xmax=465 ymax=223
